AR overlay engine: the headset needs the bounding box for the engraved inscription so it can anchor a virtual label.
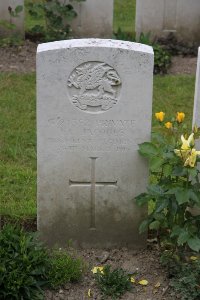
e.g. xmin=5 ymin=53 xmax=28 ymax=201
xmin=48 ymin=117 xmax=136 ymax=153
xmin=67 ymin=62 xmax=121 ymax=113
xmin=69 ymin=157 xmax=117 ymax=229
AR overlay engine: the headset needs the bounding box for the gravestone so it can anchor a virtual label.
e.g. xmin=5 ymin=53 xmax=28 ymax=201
xmin=136 ymin=0 xmax=200 ymax=43
xmin=0 ymin=0 xmax=24 ymax=38
xmin=66 ymin=0 xmax=113 ymax=38
xmin=193 ymin=47 xmax=200 ymax=146
xmin=37 ymin=39 xmax=154 ymax=248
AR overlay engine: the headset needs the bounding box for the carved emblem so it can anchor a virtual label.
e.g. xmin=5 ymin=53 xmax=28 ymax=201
xmin=67 ymin=62 xmax=121 ymax=113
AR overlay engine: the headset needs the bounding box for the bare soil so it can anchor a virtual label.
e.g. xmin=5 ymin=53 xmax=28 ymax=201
xmin=0 ymin=40 xmax=197 ymax=75
xmin=45 ymin=245 xmax=175 ymax=300
xmin=168 ymin=55 xmax=197 ymax=75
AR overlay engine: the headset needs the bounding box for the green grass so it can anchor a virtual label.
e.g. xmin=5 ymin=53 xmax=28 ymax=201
xmin=153 ymin=75 xmax=195 ymax=128
xmin=0 ymin=73 xmax=195 ymax=219
xmin=24 ymin=0 xmax=136 ymax=35
xmin=0 ymin=74 xmax=36 ymax=218
xmin=113 ymin=0 xmax=136 ymax=34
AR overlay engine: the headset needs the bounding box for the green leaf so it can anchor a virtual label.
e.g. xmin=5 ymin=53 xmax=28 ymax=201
xmin=177 ymin=231 xmax=191 ymax=246
xmin=149 ymin=220 xmax=160 ymax=230
xmin=147 ymin=184 xmax=164 ymax=195
xmin=139 ymin=220 xmax=149 ymax=233
xmin=189 ymin=190 xmax=200 ymax=204
xmin=150 ymin=156 xmax=164 ymax=172
xmin=15 ymin=5 xmax=23 ymax=14
xmin=170 ymin=225 xmax=182 ymax=238
xmin=188 ymin=237 xmax=200 ymax=252
xmin=155 ymin=198 xmax=169 ymax=213
xmin=163 ymin=164 xmax=173 ymax=177
xmin=138 ymin=142 xmax=159 ymax=158
xmin=187 ymin=168 xmax=198 ymax=178
xmin=172 ymin=166 xmax=188 ymax=177
xmin=135 ymin=193 xmax=150 ymax=206
xmin=175 ymin=188 xmax=190 ymax=205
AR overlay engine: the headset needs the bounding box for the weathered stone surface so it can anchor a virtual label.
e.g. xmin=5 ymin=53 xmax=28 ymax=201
xmin=37 ymin=39 xmax=153 ymax=248
xmin=193 ymin=47 xmax=200 ymax=130
xmin=65 ymin=0 xmax=113 ymax=38
xmin=193 ymin=47 xmax=200 ymax=158
xmin=0 ymin=0 xmax=24 ymax=38
xmin=136 ymin=0 xmax=200 ymax=43
xmin=192 ymin=47 xmax=200 ymax=215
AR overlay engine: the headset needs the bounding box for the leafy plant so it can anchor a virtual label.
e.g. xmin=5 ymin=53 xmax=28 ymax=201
xmin=48 ymin=248 xmax=84 ymax=289
xmin=171 ymin=259 xmax=200 ymax=300
xmin=136 ymin=112 xmax=200 ymax=253
xmin=153 ymin=44 xmax=171 ymax=74
xmin=94 ymin=265 xmax=133 ymax=299
xmin=161 ymin=252 xmax=200 ymax=300
xmin=0 ymin=224 xmax=48 ymax=300
xmin=27 ymin=0 xmax=85 ymax=41
xmin=0 ymin=5 xmax=23 ymax=46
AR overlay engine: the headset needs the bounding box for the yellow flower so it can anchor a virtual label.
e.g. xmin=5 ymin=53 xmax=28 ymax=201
xmin=155 ymin=112 xmax=165 ymax=122
xmin=165 ymin=122 xmax=172 ymax=129
xmin=181 ymin=133 xmax=195 ymax=150
xmin=130 ymin=276 xmax=135 ymax=283
xmin=174 ymin=133 xmax=195 ymax=164
xmin=184 ymin=149 xmax=200 ymax=167
xmin=88 ymin=288 xmax=92 ymax=297
xmin=174 ymin=148 xmax=200 ymax=168
xmin=190 ymin=256 xmax=198 ymax=261
xmin=138 ymin=279 xmax=148 ymax=286
xmin=176 ymin=112 xmax=185 ymax=123
xmin=174 ymin=148 xmax=190 ymax=161
xmin=91 ymin=266 xmax=104 ymax=274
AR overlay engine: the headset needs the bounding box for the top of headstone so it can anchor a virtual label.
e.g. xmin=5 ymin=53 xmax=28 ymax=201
xmin=37 ymin=39 xmax=153 ymax=55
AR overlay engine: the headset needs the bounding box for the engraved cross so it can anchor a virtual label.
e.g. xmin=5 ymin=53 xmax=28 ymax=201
xmin=69 ymin=157 xmax=117 ymax=230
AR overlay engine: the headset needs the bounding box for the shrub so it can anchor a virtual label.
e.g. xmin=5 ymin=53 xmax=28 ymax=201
xmin=153 ymin=44 xmax=171 ymax=74
xmin=136 ymin=112 xmax=200 ymax=253
xmin=0 ymin=224 xmax=48 ymax=299
xmin=27 ymin=0 xmax=86 ymax=42
xmin=47 ymin=248 xmax=84 ymax=289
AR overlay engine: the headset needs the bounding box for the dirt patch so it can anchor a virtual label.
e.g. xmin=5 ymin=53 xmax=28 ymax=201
xmin=0 ymin=40 xmax=197 ymax=76
xmin=0 ymin=216 xmax=37 ymax=232
xmin=45 ymin=245 xmax=175 ymax=300
xmin=0 ymin=40 xmax=37 ymax=73
xmin=168 ymin=55 xmax=197 ymax=75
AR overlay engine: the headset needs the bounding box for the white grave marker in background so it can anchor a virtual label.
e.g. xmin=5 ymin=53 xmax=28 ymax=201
xmin=193 ymin=47 xmax=200 ymax=148
xmin=37 ymin=39 xmax=154 ymax=248
xmin=136 ymin=0 xmax=200 ymax=43
xmin=67 ymin=0 xmax=113 ymax=38
xmin=0 ymin=0 xmax=24 ymax=38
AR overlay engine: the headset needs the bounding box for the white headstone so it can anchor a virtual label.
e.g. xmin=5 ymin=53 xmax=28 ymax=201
xmin=37 ymin=39 xmax=154 ymax=248
xmin=136 ymin=0 xmax=200 ymax=43
xmin=0 ymin=0 xmax=24 ymax=38
xmin=67 ymin=0 xmax=113 ymax=38
xmin=193 ymin=47 xmax=200 ymax=144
